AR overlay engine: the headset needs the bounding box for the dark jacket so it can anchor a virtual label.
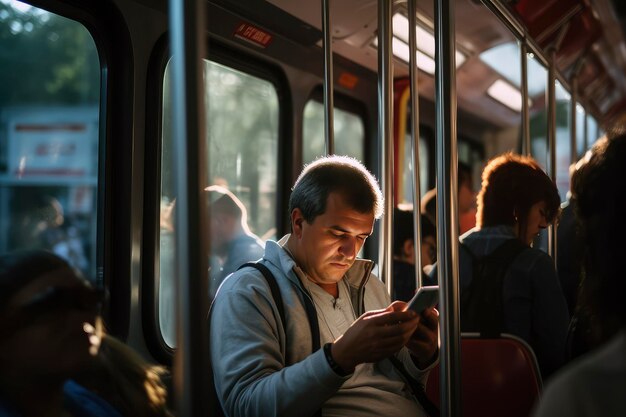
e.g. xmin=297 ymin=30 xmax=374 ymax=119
xmin=458 ymin=225 xmax=570 ymax=378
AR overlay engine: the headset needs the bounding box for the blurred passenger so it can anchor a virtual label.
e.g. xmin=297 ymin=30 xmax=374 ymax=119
xmin=13 ymin=195 xmax=89 ymax=276
xmin=0 ymin=249 xmax=117 ymax=416
xmin=206 ymin=185 xmax=265 ymax=298
xmin=534 ymin=133 xmax=626 ymax=416
xmin=453 ymin=153 xmax=569 ymax=378
xmin=392 ymin=208 xmax=437 ymax=301
xmin=80 ymin=334 xmax=171 ymax=417
xmin=13 ymin=194 xmax=65 ymax=255
xmin=0 ymin=249 xmax=172 ymax=417
xmin=420 ymin=161 xmax=477 ymax=234
xmin=556 ymin=164 xmax=584 ymax=317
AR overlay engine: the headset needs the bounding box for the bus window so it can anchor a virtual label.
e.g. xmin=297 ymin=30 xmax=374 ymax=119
xmin=586 ymin=113 xmax=599 ymax=145
xmin=527 ymin=56 xmax=549 ymax=252
xmin=399 ymin=132 xmax=428 ymax=206
xmin=479 ymin=40 xmax=523 ymax=160
xmin=0 ymin=1 xmax=100 ymax=283
xmin=528 ymin=54 xmax=549 ymax=171
xmin=302 ymin=99 xmax=365 ymax=164
xmin=159 ymin=59 xmax=280 ymax=348
xmin=575 ymin=103 xmax=585 ymax=158
xmin=393 ymin=85 xmax=431 ymax=208
xmin=555 ymin=81 xmax=572 ymax=202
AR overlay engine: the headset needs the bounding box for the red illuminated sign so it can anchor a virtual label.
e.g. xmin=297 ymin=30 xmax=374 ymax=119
xmin=234 ymin=22 xmax=273 ymax=48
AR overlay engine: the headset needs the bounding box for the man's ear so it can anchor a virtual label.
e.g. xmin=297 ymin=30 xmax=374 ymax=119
xmin=291 ymin=208 xmax=305 ymax=238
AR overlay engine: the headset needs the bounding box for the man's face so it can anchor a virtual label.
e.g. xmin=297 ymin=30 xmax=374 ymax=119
xmin=289 ymin=192 xmax=375 ymax=286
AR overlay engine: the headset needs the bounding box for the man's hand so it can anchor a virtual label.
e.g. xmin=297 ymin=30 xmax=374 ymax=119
xmin=406 ymin=307 xmax=439 ymax=369
xmin=331 ymin=301 xmax=420 ymax=373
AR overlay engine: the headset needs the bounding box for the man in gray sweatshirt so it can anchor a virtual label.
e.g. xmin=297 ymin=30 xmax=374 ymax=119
xmin=210 ymin=155 xmax=439 ymax=417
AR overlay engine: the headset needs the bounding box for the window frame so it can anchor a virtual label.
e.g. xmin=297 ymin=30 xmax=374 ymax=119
xmin=143 ymin=38 xmax=292 ymax=363
xmin=5 ymin=0 xmax=134 ymax=339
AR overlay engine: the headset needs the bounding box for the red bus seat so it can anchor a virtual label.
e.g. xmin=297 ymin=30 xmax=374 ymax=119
xmin=426 ymin=333 xmax=542 ymax=417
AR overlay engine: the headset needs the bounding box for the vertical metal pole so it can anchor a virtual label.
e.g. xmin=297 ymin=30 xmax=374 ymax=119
xmin=322 ymin=0 xmax=335 ymax=155
xmin=408 ymin=0 xmax=424 ymax=288
xmin=570 ymin=76 xmax=578 ymax=165
xmin=547 ymin=49 xmax=557 ymax=264
xmin=168 ymin=0 xmax=210 ymax=416
xmin=377 ymin=0 xmax=394 ymax=296
xmin=435 ymin=0 xmax=461 ymax=415
xmin=521 ymin=41 xmax=531 ymax=156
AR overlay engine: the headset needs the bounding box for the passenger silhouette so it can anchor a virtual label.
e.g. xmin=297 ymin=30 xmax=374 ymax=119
xmin=556 ymin=163 xmax=586 ymax=319
xmin=534 ymin=133 xmax=626 ymax=416
xmin=0 ymin=249 xmax=172 ymax=417
xmin=0 ymin=249 xmax=117 ymax=416
xmin=206 ymin=185 xmax=264 ymax=298
xmin=431 ymin=152 xmax=569 ymax=378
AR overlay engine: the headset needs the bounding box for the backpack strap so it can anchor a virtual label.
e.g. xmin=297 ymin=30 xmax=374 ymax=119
xmin=237 ymin=262 xmax=322 ymax=417
xmin=238 ymin=262 xmax=321 ymax=352
xmin=239 ymin=262 xmax=287 ymax=335
xmin=460 ymin=239 xmax=529 ymax=337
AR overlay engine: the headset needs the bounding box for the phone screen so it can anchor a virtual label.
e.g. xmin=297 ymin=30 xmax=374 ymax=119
xmin=406 ymin=286 xmax=439 ymax=314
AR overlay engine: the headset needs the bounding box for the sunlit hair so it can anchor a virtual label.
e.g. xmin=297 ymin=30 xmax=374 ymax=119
xmin=95 ymin=335 xmax=171 ymax=417
xmin=477 ymin=153 xmax=560 ymax=242
xmin=572 ymin=132 xmax=626 ymax=329
xmin=289 ymin=155 xmax=384 ymax=225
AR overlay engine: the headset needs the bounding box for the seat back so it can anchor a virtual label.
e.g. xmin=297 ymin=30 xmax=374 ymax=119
xmin=426 ymin=333 xmax=542 ymax=417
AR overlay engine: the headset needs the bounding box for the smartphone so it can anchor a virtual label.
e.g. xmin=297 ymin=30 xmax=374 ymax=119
xmin=405 ymin=286 xmax=439 ymax=314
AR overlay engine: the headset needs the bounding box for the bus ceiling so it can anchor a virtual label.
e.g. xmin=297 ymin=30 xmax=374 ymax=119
xmin=258 ymin=0 xmax=626 ymax=129
xmin=138 ymin=0 xmax=626 ymax=129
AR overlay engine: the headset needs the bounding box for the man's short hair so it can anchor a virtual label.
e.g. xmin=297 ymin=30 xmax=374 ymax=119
xmin=289 ymin=155 xmax=384 ymax=224
xmin=477 ymin=152 xmax=560 ymax=238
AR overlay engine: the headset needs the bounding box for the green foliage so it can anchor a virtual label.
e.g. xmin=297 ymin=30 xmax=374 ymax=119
xmin=0 ymin=1 xmax=100 ymax=107
xmin=161 ymin=60 xmax=280 ymax=236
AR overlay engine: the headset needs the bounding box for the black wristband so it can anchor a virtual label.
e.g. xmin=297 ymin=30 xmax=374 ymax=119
xmin=323 ymin=343 xmax=351 ymax=377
